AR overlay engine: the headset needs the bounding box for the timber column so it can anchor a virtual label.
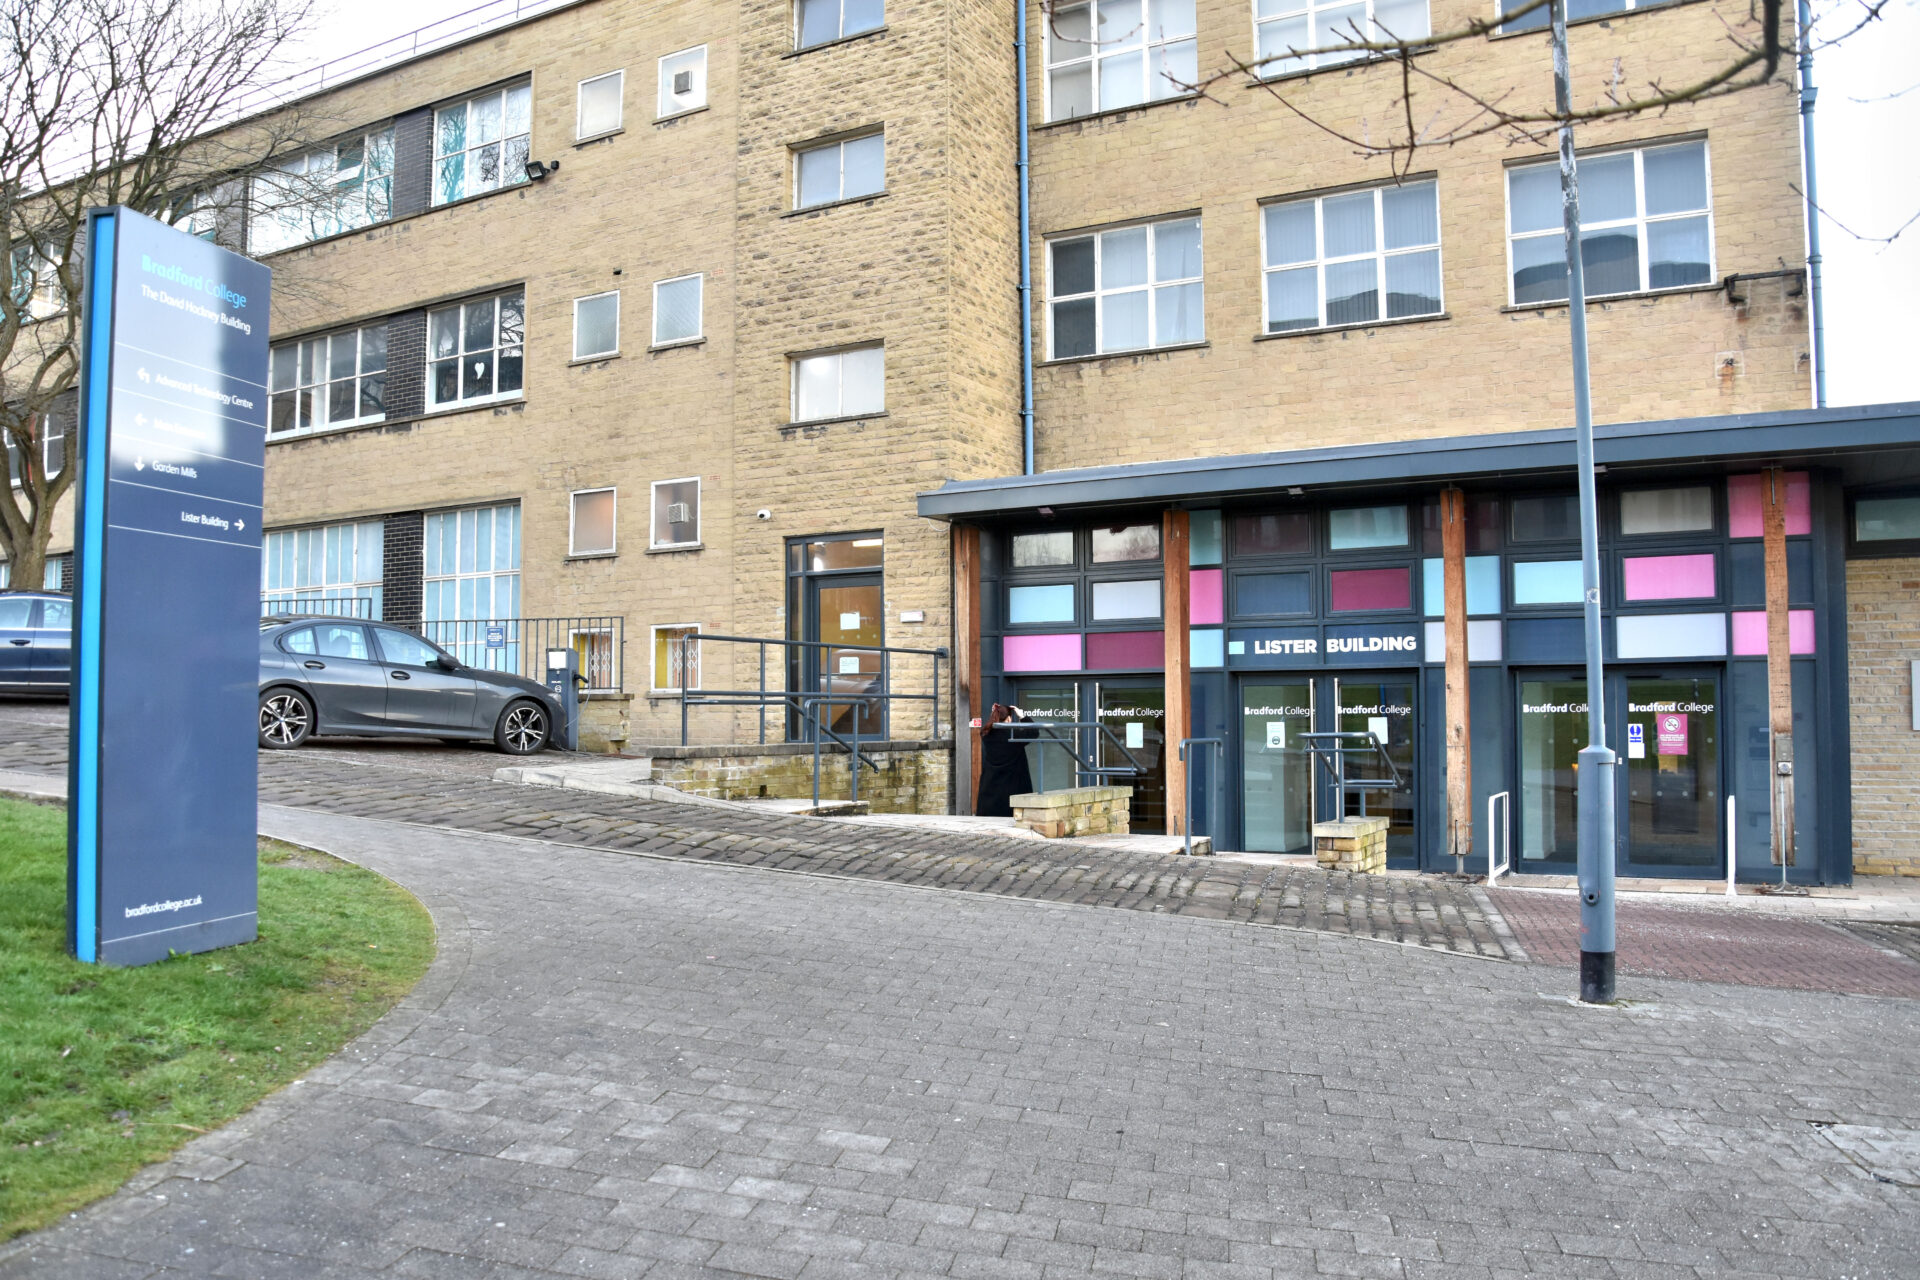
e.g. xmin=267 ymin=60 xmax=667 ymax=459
xmin=1163 ymin=509 xmax=1192 ymax=839
xmin=1763 ymin=467 xmax=1796 ymax=867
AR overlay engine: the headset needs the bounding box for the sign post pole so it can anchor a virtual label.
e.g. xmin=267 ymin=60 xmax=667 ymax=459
xmin=68 ymin=207 xmax=271 ymax=966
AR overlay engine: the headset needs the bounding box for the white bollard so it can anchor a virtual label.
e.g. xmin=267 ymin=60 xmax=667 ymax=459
xmin=1726 ymin=793 xmax=1738 ymax=898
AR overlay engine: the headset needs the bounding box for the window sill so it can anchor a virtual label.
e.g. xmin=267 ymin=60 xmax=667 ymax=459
xmin=565 ymin=551 xmax=617 ymax=562
xmin=1244 ymin=46 xmax=1434 ymax=90
xmin=648 ymin=337 xmax=705 ymax=353
xmin=1036 ymin=93 xmax=1202 ymax=131
xmin=250 ymin=181 xmax=534 ymax=260
xmin=784 ymin=191 xmax=890 ymax=218
xmin=569 ymin=352 xmax=620 ymax=366
xmin=654 ymin=105 xmax=710 ymax=126
xmin=646 ymin=542 xmax=704 ymax=555
xmin=1500 ymin=282 xmax=1722 ymax=313
xmin=265 ymin=415 xmax=389 ymax=444
xmin=1040 ymin=341 xmax=1209 ymax=369
xmin=1254 ymin=312 xmax=1449 ymax=342
xmin=425 ymin=392 xmax=526 ymax=414
xmin=573 ymin=128 xmax=625 ymax=148
xmin=1489 ymin=0 xmax=1701 ymax=41
xmin=782 ymin=26 xmax=888 ymax=58
xmin=780 ymin=411 xmax=890 ymax=431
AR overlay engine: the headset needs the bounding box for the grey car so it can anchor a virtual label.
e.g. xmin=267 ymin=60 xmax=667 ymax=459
xmin=0 ymin=590 xmax=72 ymax=697
xmin=258 ymin=617 xmax=561 ymax=754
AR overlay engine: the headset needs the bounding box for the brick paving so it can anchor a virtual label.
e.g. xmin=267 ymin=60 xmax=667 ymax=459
xmin=1490 ymin=888 xmax=1920 ymax=1000
xmin=7 ymin=806 xmax=1920 ymax=1280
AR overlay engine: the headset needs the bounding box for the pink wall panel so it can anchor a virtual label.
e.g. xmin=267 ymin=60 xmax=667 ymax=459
xmin=1085 ymin=630 xmax=1164 ymax=670
xmin=1622 ymin=553 xmax=1716 ymax=601
xmin=1731 ymin=610 xmax=1816 ymax=655
xmin=1002 ymin=633 xmax=1082 ymax=672
xmin=1328 ymin=568 xmax=1411 ymax=612
xmin=1728 ymin=472 xmax=1811 ymax=538
xmin=1189 ymin=569 xmax=1223 ymax=625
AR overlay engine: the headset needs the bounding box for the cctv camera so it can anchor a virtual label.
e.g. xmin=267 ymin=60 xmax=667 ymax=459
xmin=756 ymin=508 xmax=772 ymax=521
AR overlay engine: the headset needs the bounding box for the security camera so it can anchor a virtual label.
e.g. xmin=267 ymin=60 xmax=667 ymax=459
xmin=755 ymin=508 xmax=772 ymax=521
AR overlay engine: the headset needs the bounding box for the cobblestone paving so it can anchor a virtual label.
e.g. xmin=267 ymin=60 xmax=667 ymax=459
xmin=6 ymin=808 xmax=1918 ymax=1280
xmin=1489 ymin=888 xmax=1920 ymax=1000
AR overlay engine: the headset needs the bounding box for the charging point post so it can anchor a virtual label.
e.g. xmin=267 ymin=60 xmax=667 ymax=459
xmin=545 ymin=647 xmax=582 ymax=751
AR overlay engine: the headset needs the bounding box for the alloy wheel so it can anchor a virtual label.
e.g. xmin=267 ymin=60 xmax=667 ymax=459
xmin=260 ymin=692 xmax=310 ymax=746
xmin=503 ymin=704 xmax=547 ymax=753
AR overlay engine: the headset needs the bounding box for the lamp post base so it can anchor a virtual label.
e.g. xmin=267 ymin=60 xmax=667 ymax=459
xmin=1580 ymin=950 xmax=1616 ymax=1004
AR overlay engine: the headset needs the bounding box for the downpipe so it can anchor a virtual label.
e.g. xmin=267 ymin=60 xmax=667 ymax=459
xmin=1797 ymin=0 xmax=1826 ymax=408
xmin=1015 ymin=0 xmax=1035 ymax=473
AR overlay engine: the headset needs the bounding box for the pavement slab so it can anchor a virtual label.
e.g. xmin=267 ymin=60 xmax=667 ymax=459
xmin=3 ymin=806 xmax=1917 ymax=1279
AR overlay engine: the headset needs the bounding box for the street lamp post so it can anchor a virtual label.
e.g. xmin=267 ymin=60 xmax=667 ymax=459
xmin=1550 ymin=0 xmax=1619 ymax=1004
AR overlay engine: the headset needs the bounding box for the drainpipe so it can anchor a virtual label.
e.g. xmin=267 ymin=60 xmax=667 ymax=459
xmin=1798 ymin=0 xmax=1826 ymax=408
xmin=1015 ymin=0 xmax=1036 ymax=473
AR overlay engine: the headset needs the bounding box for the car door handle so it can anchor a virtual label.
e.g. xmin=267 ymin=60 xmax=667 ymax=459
xmin=303 ymin=660 xmax=325 ymax=669
xmin=391 ymin=670 xmax=410 ymax=680
xmin=8 ymin=639 xmax=27 ymax=646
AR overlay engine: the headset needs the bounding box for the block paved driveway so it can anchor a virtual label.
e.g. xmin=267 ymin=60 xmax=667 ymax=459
xmin=6 ymin=803 xmax=1920 ymax=1280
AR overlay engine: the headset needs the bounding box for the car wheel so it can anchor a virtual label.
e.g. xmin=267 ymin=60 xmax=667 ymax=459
xmin=494 ymin=699 xmax=550 ymax=755
xmin=259 ymin=688 xmax=314 ymax=749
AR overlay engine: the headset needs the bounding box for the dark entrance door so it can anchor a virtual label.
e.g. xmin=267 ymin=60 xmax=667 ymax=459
xmin=804 ymin=573 xmax=884 ymax=739
xmin=1326 ymin=674 xmax=1419 ymax=866
xmin=1238 ymin=677 xmax=1315 ymax=854
xmin=1094 ymin=679 xmax=1166 ymax=834
xmin=1013 ymin=679 xmax=1081 ymax=793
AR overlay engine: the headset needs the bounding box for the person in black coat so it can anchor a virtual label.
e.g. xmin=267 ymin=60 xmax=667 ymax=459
xmin=975 ymin=703 xmax=1038 ymax=817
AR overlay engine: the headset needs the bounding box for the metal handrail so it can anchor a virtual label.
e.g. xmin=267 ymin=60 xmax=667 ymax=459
xmin=1178 ymin=737 xmax=1223 ymax=856
xmin=1487 ymin=791 xmax=1512 ymax=885
xmin=1017 ymin=720 xmax=1147 ymax=792
xmin=674 ymin=631 xmax=947 ymax=747
xmin=1299 ymin=731 xmax=1406 ymax=819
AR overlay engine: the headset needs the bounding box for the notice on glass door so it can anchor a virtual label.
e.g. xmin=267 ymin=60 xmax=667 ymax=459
xmin=1266 ymin=721 xmax=1286 ymax=749
xmin=1628 ymin=722 xmax=1646 ymax=759
xmin=1657 ymin=713 xmax=1689 ymax=756
xmin=839 ymin=612 xmax=862 ymax=631
xmin=1125 ymin=721 xmax=1145 ymax=749
xmin=1367 ymin=716 xmax=1390 ymax=746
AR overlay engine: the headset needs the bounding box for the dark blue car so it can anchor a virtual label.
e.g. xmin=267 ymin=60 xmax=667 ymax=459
xmin=0 ymin=591 xmax=72 ymax=696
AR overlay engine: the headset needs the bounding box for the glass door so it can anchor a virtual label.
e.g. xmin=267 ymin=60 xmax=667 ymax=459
xmin=808 ymin=574 xmax=884 ymax=738
xmin=1620 ymin=672 xmax=1722 ymax=872
xmin=1239 ymin=679 xmax=1315 ymax=854
xmin=1095 ymin=681 xmax=1166 ymax=834
xmin=1015 ymin=680 xmax=1081 ymax=793
xmin=1332 ymin=675 xmax=1417 ymax=863
xmin=1516 ymin=675 xmax=1588 ymax=869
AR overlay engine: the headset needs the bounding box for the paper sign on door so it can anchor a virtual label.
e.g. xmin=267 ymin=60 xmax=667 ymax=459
xmin=838 ymin=612 xmax=861 ymax=631
xmin=1125 ymin=721 xmax=1145 ymax=749
xmin=838 ymin=655 xmax=860 ymax=674
xmin=1266 ymin=721 xmax=1286 ymax=749
xmin=1628 ymin=722 xmax=1646 ymax=759
xmin=1656 ymin=713 xmax=1688 ymax=756
xmin=1367 ymin=716 xmax=1390 ymax=746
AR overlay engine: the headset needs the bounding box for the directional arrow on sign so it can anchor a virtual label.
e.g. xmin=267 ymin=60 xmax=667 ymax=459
xmin=137 ymin=367 xmax=150 ymax=383
xmin=235 ymin=519 xmax=245 ymax=531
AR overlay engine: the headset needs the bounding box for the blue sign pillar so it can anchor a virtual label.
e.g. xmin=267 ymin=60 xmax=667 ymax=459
xmin=68 ymin=207 xmax=271 ymax=966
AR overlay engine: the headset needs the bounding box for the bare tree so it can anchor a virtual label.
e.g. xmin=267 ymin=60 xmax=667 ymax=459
xmin=0 ymin=0 xmax=316 ymax=590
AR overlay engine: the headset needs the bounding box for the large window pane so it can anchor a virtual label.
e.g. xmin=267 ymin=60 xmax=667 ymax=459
xmin=1643 ymin=142 xmax=1708 ymax=215
xmin=1052 ymin=297 xmax=1096 ymax=358
xmin=1265 ymin=267 xmax=1317 ymax=332
xmin=1091 ymin=579 xmax=1162 ymax=620
xmin=1329 ymin=505 xmax=1408 ymax=550
xmin=841 ymin=345 xmax=885 ymax=414
xmin=1856 ymin=496 xmax=1920 ymax=542
xmin=1508 ymin=164 xmax=1562 ymax=234
xmin=842 ymin=134 xmax=885 ymax=197
xmin=1154 ymin=281 xmax=1203 ymax=345
xmin=574 ymin=292 xmax=619 ymax=358
xmin=1384 ymin=249 xmax=1441 ymax=318
xmin=1581 ymin=226 xmax=1640 ymax=296
xmin=1646 ymin=216 xmax=1711 ymax=288
xmin=1580 ymin=152 xmax=1637 ymax=222
xmin=1012 ymin=531 xmax=1075 ymax=567
xmin=1010 ymin=584 xmax=1076 ymax=624
xmin=1511 ymin=235 xmax=1567 ymax=304
xmin=1234 ymin=512 xmax=1312 ymax=555
xmin=1264 ymin=201 xmax=1316 ymax=265
xmin=1091 ymin=523 xmax=1161 ymax=562
xmin=1620 ymin=486 xmax=1714 ymax=536
xmin=1324 ymin=258 xmax=1379 ymax=325
xmin=1321 ymin=191 xmax=1376 ymax=257
xmin=571 ymin=490 xmax=616 ymax=556
xmin=1154 ymin=218 xmax=1202 ymax=280
xmin=1101 ymin=226 xmax=1148 ymax=288
xmin=1101 ymin=290 xmax=1148 ymax=351
xmin=653 ymin=275 xmax=703 ymax=344
xmin=797 ymin=145 xmax=839 ymax=206
xmin=1381 ymin=182 xmax=1438 ymax=249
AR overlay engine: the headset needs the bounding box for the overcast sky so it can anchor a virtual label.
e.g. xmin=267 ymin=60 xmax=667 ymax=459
xmin=289 ymin=0 xmax=1920 ymax=408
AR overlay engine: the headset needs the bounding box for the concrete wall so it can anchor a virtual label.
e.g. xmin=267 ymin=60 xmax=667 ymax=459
xmin=1847 ymin=556 xmax=1920 ymax=877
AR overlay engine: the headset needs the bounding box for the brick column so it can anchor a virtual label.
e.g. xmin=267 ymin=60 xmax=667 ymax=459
xmin=1163 ymin=509 xmax=1191 ymax=839
xmin=383 ymin=511 xmax=424 ymax=625
xmin=1441 ymin=488 xmax=1472 ymax=865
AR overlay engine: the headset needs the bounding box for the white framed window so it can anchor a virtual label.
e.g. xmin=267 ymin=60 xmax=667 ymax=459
xmin=574 ymin=291 xmax=620 ymax=360
xmin=1252 ymin=0 xmax=1429 ymax=79
xmin=577 ymin=70 xmax=624 ymax=139
xmin=791 ymin=345 xmax=884 ymax=421
xmin=1045 ymin=0 xmax=1197 ymax=122
xmin=1262 ymin=181 xmax=1442 ymax=333
xmin=165 ymin=189 xmax=218 ymax=241
xmin=7 ymin=243 xmax=64 ymax=320
xmin=1047 ymin=216 xmax=1203 ymax=358
xmin=269 ymin=324 xmax=388 ymax=435
xmin=262 ymin=520 xmax=386 ymax=619
xmin=652 ymin=274 xmax=703 ymax=346
xmin=795 ymin=133 xmax=884 ymax=208
xmin=657 ymin=47 xmax=707 ymax=117
xmin=429 ymin=288 xmax=525 ymax=408
xmin=1507 ymin=140 xmax=1712 ymax=305
xmin=424 ymin=504 xmax=521 ymax=623
xmin=248 ymin=129 xmax=394 ymax=254
xmin=5 ymin=411 xmax=67 ymax=486
xmin=571 ymin=627 xmax=617 ymax=692
xmin=434 ymin=82 xmax=532 ymax=206
xmin=652 ymin=623 xmax=702 ymax=692
xmin=797 ymin=0 xmax=884 ymax=50
xmin=570 ymin=487 xmax=617 ymax=556
xmin=1498 ymin=0 xmax=1634 ymax=34
xmin=651 ymin=477 xmax=701 ymax=548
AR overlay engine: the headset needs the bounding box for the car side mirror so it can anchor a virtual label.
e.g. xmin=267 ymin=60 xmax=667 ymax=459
xmin=435 ymin=655 xmax=459 ymax=671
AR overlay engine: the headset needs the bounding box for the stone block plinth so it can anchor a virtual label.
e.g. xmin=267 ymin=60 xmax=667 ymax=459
xmin=1010 ymin=786 xmax=1133 ymax=838
xmin=1314 ymin=816 xmax=1390 ymax=874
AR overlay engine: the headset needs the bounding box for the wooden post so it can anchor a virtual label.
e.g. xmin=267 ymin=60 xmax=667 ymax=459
xmin=954 ymin=524 xmax=982 ymax=816
xmin=1163 ymin=509 xmax=1192 ymax=841
xmin=1763 ymin=467 xmax=1795 ymax=866
xmin=1441 ymin=488 xmax=1473 ymax=869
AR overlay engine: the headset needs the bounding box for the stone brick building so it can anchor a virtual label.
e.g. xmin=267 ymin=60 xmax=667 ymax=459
xmin=24 ymin=0 xmax=1918 ymax=878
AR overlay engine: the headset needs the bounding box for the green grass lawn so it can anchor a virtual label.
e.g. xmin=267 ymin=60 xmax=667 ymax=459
xmin=0 ymin=797 xmax=434 ymax=1239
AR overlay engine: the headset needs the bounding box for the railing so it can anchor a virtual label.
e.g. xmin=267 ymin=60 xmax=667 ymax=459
xmin=672 ymin=632 xmax=949 ymax=807
xmin=408 ymin=616 xmax=625 ymax=692
xmin=1023 ymin=720 xmax=1147 ymax=792
xmin=260 ymin=594 xmax=375 ymax=619
xmin=1487 ymin=791 xmax=1512 ymax=885
xmin=1299 ymin=731 xmax=1406 ymax=819
xmin=1178 ymin=738 xmax=1223 ymax=856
